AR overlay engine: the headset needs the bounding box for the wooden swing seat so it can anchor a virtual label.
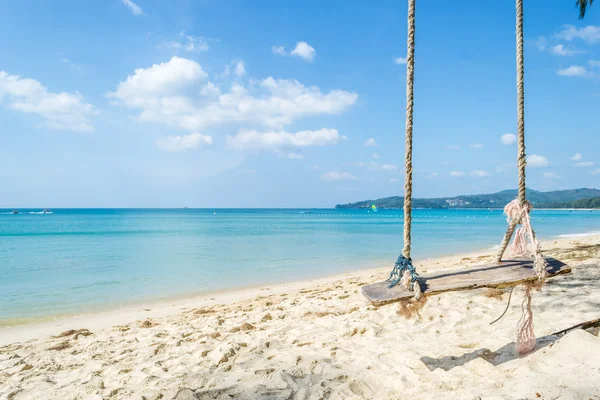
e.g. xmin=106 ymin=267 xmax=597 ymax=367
xmin=361 ymin=257 xmax=570 ymax=306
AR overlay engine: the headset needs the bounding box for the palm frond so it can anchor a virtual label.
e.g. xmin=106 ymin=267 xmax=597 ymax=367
xmin=577 ymin=0 xmax=594 ymax=19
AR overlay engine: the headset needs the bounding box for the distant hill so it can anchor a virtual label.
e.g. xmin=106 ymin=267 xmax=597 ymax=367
xmin=335 ymin=188 xmax=600 ymax=209
xmin=539 ymin=196 xmax=600 ymax=209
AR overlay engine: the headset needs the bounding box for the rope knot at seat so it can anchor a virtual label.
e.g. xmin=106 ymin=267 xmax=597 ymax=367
xmin=504 ymin=198 xmax=548 ymax=281
xmin=387 ymin=255 xmax=423 ymax=300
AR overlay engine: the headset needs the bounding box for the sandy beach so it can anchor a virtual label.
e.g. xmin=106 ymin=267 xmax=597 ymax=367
xmin=1 ymin=233 xmax=599 ymax=400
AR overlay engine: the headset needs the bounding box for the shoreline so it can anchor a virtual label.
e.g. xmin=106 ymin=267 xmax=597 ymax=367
xmin=2 ymin=232 xmax=599 ymax=399
xmin=2 ymin=230 xmax=596 ymax=346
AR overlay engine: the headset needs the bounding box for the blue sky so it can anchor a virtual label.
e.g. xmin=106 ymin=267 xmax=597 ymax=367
xmin=0 ymin=0 xmax=599 ymax=208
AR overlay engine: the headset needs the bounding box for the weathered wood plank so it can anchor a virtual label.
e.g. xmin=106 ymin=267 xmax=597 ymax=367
xmin=551 ymin=318 xmax=600 ymax=336
xmin=362 ymin=257 xmax=570 ymax=306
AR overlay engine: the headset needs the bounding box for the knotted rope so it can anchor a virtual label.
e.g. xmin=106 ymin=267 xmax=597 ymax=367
xmin=502 ymin=0 xmax=545 ymax=355
xmin=504 ymin=199 xmax=548 ymax=281
xmin=387 ymin=0 xmax=423 ymax=303
xmin=387 ymin=255 xmax=422 ymax=300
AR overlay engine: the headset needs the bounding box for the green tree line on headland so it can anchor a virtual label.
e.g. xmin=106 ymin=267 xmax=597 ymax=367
xmin=335 ymin=189 xmax=600 ymax=209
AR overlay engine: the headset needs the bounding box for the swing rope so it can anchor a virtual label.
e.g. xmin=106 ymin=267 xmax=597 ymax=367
xmin=502 ymin=0 xmax=547 ymax=355
xmin=386 ymin=0 xmax=422 ymax=301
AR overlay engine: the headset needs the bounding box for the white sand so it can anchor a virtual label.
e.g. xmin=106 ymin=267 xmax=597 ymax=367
xmin=1 ymin=234 xmax=599 ymax=399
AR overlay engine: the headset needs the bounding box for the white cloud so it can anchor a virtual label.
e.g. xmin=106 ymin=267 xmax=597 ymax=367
xmin=551 ymin=44 xmax=583 ymax=56
xmin=156 ymin=133 xmax=212 ymax=152
xmin=162 ymin=34 xmax=209 ymax=52
xmin=108 ymin=57 xmax=207 ymax=103
xmin=272 ymin=45 xmax=287 ymax=56
xmin=394 ymin=57 xmax=407 ymax=65
xmin=290 ymin=42 xmax=316 ymax=62
xmin=200 ymin=82 xmax=221 ymax=97
xmin=0 ymin=70 xmax=95 ymax=132
xmin=543 ymin=172 xmax=560 ymax=180
xmin=450 ymin=171 xmax=464 ymax=177
xmin=109 ymin=59 xmax=358 ymax=132
xmin=446 ymin=144 xmax=460 ymax=150
xmin=321 ymin=171 xmax=356 ymax=181
xmin=226 ymin=128 xmax=344 ymax=151
xmin=557 ymin=65 xmax=589 ymax=77
xmin=527 ymin=154 xmax=549 ymax=168
xmin=556 ymin=25 xmax=600 ymax=44
xmin=575 ymin=161 xmax=595 ymax=167
xmin=571 ymin=152 xmax=583 ymax=161
xmin=469 ymin=143 xmax=484 ymax=149
xmin=501 ymin=133 xmax=517 ymax=145
xmin=381 ymin=164 xmax=398 ymax=171
xmin=121 ymin=0 xmax=143 ymax=15
xmin=272 ymin=42 xmax=316 ymax=62
xmin=364 ymin=138 xmax=377 ymax=147
xmin=591 ymin=169 xmax=600 ymax=175
xmin=234 ymin=61 xmax=246 ymax=77
xmin=427 ymin=172 xmax=438 ymax=179
xmin=469 ymin=170 xmax=491 ymax=178
xmin=371 ymin=153 xmax=380 ymax=159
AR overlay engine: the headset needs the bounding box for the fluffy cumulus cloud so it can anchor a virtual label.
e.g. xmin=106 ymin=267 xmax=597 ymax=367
xmin=273 ymin=42 xmax=316 ymax=62
xmin=500 ymin=133 xmax=517 ymax=145
xmin=156 ymin=133 xmax=212 ymax=152
xmin=469 ymin=170 xmax=491 ymax=178
xmin=108 ymin=57 xmax=207 ymax=104
xmin=575 ymin=161 xmax=595 ymax=167
xmin=527 ymin=154 xmax=549 ymax=168
xmin=121 ymin=0 xmax=142 ymax=15
xmin=290 ymin=42 xmax=316 ymax=62
xmin=450 ymin=171 xmax=464 ymax=177
xmin=555 ymin=25 xmax=600 ymax=44
xmin=557 ymin=65 xmax=589 ymax=77
xmin=0 ymin=70 xmax=95 ymax=131
xmin=321 ymin=171 xmax=356 ymax=181
xmin=543 ymin=172 xmax=560 ymax=180
xmin=108 ymin=57 xmax=358 ymax=149
xmin=591 ymin=169 xmax=600 ymax=175
xmin=550 ymin=44 xmax=583 ymax=56
xmin=394 ymin=57 xmax=407 ymax=65
xmin=226 ymin=128 xmax=344 ymax=151
xmin=571 ymin=152 xmax=583 ymax=161
xmin=364 ymin=138 xmax=377 ymax=147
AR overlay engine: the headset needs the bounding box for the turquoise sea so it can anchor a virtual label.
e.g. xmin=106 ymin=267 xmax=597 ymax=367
xmin=1 ymin=208 xmax=599 ymax=325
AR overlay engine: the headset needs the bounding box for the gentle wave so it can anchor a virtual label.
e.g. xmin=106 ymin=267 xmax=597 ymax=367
xmin=554 ymin=231 xmax=600 ymax=238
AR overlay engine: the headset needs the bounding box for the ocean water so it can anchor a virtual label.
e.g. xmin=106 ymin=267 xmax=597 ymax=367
xmin=1 ymin=208 xmax=599 ymax=325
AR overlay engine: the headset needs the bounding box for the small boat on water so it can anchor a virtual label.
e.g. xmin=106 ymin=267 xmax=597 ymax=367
xmin=11 ymin=210 xmax=19 ymax=214
xmin=43 ymin=209 xmax=51 ymax=214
